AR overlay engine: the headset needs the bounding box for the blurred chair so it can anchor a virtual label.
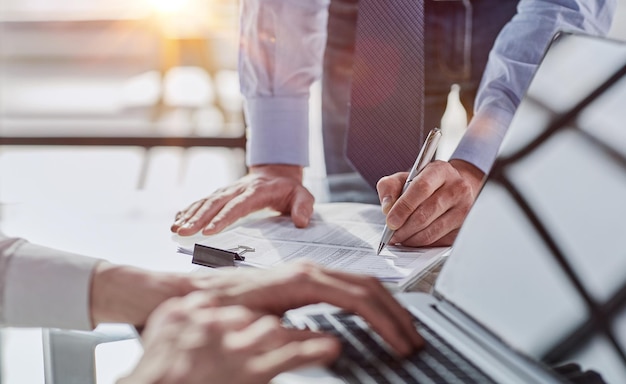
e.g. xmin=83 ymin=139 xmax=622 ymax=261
xmin=42 ymin=325 xmax=138 ymax=384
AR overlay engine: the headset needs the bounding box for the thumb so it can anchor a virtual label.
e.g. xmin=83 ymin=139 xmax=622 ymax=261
xmin=290 ymin=187 xmax=315 ymax=228
xmin=377 ymin=172 xmax=407 ymax=214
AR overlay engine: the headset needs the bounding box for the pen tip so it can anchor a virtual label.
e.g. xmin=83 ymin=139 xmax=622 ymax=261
xmin=377 ymin=243 xmax=385 ymax=255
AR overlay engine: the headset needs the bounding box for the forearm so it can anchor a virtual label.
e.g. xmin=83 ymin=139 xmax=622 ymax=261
xmin=453 ymin=0 xmax=616 ymax=173
xmin=240 ymin=0 xmax=330 ymax=166
xmin=0 ymin=236 xmax=100 ymax=330
xmin=89 ymin=262 xmax=193 ymax=327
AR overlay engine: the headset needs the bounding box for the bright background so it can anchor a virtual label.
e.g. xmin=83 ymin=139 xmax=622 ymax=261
xmin=0 ymin=0 xmax=625 ymax=383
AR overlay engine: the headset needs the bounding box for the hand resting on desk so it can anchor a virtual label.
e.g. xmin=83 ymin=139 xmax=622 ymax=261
xmin=171 ymin=164 xmax=314 ymax=236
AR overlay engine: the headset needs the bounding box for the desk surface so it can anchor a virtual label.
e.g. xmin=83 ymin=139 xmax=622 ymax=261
xmin=0 ymin=193 xmax=443 ymax=383
xmin=0 ymin=192 xmax=196 ymax=384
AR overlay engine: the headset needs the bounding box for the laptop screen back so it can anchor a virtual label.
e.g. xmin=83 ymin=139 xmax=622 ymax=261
xmin=435 ymin=33 xmax=626 ymax=382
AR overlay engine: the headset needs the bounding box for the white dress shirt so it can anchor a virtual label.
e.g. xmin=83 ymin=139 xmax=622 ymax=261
xmin=239 ymin=0 xmax=616 ymax=174
xmin=0 ymin=232 xmax=100 ymax=330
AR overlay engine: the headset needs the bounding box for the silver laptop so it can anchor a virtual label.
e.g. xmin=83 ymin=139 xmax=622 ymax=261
xmin=278 ymin=32 xmax=626 ymax=383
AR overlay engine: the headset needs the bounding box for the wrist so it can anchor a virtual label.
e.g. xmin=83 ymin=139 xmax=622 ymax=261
xmin=449 ymin=159 xmax=485 ymax=196
xmin=90 ymin=262 xmax=191 ymax=326
xmin=250 ymin=164 xmax=304 ymax=183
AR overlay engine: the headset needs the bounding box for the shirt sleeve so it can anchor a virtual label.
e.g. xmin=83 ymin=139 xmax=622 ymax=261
xmin=0 ymin=232 xmax=101 ymax=330
xmin=239 ymin=0 xmax=330 ymax=167
xmin=451 ymin=0 xmax=617 ymax=174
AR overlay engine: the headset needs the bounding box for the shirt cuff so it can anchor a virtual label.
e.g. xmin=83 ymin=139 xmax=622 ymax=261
xmin=245 ymin=97 xmax=310 ymax=166
xmin=450 ymin=105 xmax=515 ymax=174
xmin=4 ymin=241 xmax=101 ymax=330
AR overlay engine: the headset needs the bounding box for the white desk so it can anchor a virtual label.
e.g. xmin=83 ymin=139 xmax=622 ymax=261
xmin=0 ymin=191 xmax=200 ymax=384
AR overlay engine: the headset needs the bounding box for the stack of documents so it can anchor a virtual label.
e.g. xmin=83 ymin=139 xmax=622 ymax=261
xmin=178 ymin=203 xmax=449 ymax=290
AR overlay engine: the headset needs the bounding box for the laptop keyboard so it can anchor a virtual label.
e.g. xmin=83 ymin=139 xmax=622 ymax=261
xmin=299 ymin=312 xmax=495 ymax=384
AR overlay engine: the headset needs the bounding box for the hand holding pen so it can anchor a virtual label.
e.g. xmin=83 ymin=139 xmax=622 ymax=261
xmin=377 ymin=128 xmax=442 ymax=255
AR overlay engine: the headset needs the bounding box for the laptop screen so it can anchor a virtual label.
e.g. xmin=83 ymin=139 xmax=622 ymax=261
xmin=435 ymin=33 xmax=626 ymax=382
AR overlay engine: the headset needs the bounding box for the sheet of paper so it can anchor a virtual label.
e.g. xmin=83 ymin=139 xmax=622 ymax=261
xmin=181 ymin=203 xmax=449 ymax=288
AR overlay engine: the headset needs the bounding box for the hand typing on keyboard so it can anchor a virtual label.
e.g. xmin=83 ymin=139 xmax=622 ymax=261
xmin=120 ymin=261 xmax=423 ymax=384
xmin=190 ymin=260 xmax=424 ymax=355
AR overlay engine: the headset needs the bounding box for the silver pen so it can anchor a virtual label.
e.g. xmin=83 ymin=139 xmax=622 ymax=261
xmin=377 ymin=127 xmax=442 ymax=255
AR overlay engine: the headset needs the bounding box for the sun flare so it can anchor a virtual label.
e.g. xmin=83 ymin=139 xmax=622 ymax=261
xmin=146 ymin=0 xmax=191 ymax=14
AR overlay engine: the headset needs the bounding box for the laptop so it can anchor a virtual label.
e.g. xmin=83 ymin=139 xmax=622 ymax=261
xmin=277 ymin=32 xmax=626 ymax=384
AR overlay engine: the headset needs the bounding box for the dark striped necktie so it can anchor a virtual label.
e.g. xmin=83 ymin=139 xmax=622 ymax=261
xmin=346 ymin=0 xmax=426 ymax=189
